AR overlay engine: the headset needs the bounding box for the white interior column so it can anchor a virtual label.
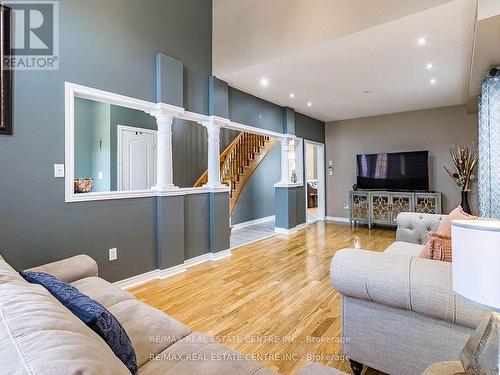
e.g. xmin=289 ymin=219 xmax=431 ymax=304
xmin=153 ymin=113 xmax=176 ymax=191
xmin=279 ymin=137 xmax=291 ymax=184
xmin=203 ymin=121 xmax=226 ymax=188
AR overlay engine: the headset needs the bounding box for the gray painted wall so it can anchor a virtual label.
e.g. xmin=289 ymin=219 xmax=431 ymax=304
xmin=229 ymin=87 xmax=284 ymax=133
xmin=228 ymin=88 xmax=326 ymax=225
xmin=0 ymin=0 xmax=212 ymax=282
xmin=231 ymin=143 xmax=280 ymax=225
xmin=275 ymin=186 xmax=306 ymax=229
xmin=227 ymin=87 xmax=284 ymax=224
xmin=325 ymin=105 xmax=479 ymax=217
xmin=0 ymin=0 xmax=325 ymax=282
xmin=295 ymin=112 xmax=325 ymax=143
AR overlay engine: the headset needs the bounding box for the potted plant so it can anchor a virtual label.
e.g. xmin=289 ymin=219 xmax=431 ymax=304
xmin=444 ymin=145 xmax=478 ymax=214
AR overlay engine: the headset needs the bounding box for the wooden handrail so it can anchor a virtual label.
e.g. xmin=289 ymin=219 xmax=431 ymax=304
xmin=193 ymin=132 xmax=244 ymax=188
xmin=194 ymin=132 xmax=276 ymax=217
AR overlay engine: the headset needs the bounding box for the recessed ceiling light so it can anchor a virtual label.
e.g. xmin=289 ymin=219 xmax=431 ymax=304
xmin=430 ymin=78 xmax=437 ymax=84
xmin=289 ymin=93 xmax=295 ymax=98
xmin=260 ymin=77 xmax=269 ymax=87
xmin=426 ymin=63 xmax=434 ymax=70
xmin=362 ymin=90 xmax=372 ymax=94
xmin=307 ymin=102 xmax=312 ymax=107
xmin=417 ymin=37 xmax=427 ymax=46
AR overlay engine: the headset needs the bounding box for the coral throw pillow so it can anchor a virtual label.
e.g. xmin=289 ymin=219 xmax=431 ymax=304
xmin=419 ymin=232 xmax=453 ymax=262
xmin=436 ymin=205 xmax=477 ymax=236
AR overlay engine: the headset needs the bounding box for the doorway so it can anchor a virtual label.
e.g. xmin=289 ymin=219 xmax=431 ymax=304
xmin=117 ymin=125 xmax=157 ymax=190
xmin=304 ymin=141 xmax=325 ymax=224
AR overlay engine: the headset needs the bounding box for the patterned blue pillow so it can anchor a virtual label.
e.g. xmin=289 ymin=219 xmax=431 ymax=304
xmin=20 ymin=271 xmax=137 ymax=374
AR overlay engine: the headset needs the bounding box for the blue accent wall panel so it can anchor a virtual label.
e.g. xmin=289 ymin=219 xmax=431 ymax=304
xmin=184 ymin=193 xmax=210 ymax=260
xmin=283 ymin=107 xmax=296 ymax=135
xmin=231 ymin=143 xmax=280 ymax=225
xmin=275 ymin=186 xmax=306 ymax=229
xmin=295 ymin=112 xmax=325 ymax=143
xmin=156 ymin=53 xmax=184 ymax=107
xmin=228 ymin=87 xmax=284 ymax=133
xmin=157 ymin=196 xmax=185 ymax=269
xmin=209 ymin=192 xmax=230 ymax=252
xmin=209 ymin=76 xmax=229 ymax=118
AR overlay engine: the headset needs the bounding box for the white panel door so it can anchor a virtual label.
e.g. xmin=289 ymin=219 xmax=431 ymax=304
xmin=118 ymin=126 xmax=157 ymax=190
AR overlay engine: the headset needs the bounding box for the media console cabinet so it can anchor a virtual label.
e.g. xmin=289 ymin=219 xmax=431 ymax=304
xmin=349 ymin=190 xmax=442 ymax=228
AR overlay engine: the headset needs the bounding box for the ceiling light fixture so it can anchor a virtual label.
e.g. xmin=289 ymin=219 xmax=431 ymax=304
xmin=362 ymin=90 xmax=372 ymax=94
xmin=260 ymin=77 xmax=269 ymax=87
xmin=417 ymin=37 xmax=427 ymax=46
xmin=289 ymin=93 xmax=295 ymax=98
xmin=430 ymin=78 xmax=437 ymax=84
xmin=426 ymin=63 xmax=434 ymax=70
xmin=307 ymin=102 xmax=312 ymax=107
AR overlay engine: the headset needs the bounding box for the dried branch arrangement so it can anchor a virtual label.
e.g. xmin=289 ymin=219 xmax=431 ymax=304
xmin=444 ymin=145 xmax=478 ymax=191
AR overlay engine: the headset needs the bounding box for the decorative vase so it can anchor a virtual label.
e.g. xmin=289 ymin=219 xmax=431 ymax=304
xmin=461 ymin=191 xmax=472 ymax=214
xmin=74 ymin=178 xmax=93 ymax=194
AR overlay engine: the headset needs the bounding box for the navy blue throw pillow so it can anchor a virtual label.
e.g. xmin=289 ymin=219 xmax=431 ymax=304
xmin=20 ymin=271 xmax=137 ymax=374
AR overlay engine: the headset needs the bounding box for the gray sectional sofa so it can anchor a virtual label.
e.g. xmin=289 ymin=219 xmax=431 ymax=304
xmin=331 ymin=212 xmax=489 ymax=375
xmin=0 ymin=254 xmax=277 ymax=375
xmin=0 ymin=254 xmax=348 ymax=375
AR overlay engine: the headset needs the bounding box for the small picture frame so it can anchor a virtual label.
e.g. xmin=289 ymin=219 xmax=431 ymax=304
xmin=0 ymin=4 xmax=12 ymax=135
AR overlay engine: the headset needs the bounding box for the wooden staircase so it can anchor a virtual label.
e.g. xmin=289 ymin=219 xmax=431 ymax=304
xmin=194 ymin=132 xmax=276 ymax=215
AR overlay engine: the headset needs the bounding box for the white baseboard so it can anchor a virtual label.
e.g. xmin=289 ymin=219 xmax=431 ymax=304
xmin=325 ymin=216 xmax=350 ymax=223
xmin=274 ymin=222 xmax=307 ymax=235
xmin=114 ymin=249 xmax=233 ymax=289
xmin=211 ymin=249 xmax=232 ymax=260
xmin=158 ymin=263 xmax=187 ymax=279
xmin=184 ymin=253 xmax=213 ymax=268
xmin=113 ymin=269 xmax=159 ymax=289
xmin=231 ymin=215 xmax=275 ymax=230
xmin=229 ymin=233 xmax=278 ymax=251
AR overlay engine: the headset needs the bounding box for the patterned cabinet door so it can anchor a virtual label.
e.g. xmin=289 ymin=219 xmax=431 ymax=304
xmin=414 ymin=193 xmax=442 ymax=214
xmin=370 ymin=193 xmax=391 ymax=224
xmin=351 ymin=192 xmax=369 ymax=221
xmin=390 ymin=193 xmax=414 ymax=223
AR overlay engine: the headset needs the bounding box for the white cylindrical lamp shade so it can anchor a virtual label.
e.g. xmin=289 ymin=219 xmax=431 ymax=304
xmin=452 ymin=220 xmax=500 ymax=311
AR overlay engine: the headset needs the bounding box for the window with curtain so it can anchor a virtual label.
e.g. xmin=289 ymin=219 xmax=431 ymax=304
xmin=478 ymin=71 xmax=500 ymax=219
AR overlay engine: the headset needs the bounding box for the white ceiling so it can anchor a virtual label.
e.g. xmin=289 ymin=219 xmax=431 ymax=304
xmin=213 ymin=0 xmax=477 ymax=122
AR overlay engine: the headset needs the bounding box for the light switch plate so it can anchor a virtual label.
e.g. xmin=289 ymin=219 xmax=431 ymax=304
xmin=109 ymin=248 xmax=117 ymax=261
xmin=54 ymin=164 xmax=65 ymax=178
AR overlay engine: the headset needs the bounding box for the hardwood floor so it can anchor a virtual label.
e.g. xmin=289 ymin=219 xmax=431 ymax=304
xmin=129 ymin=222 xmax=395 ymax=375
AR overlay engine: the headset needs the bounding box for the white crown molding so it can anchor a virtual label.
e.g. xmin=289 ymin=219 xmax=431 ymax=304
xmin=65 ymin=82 xmax=156 ymax=113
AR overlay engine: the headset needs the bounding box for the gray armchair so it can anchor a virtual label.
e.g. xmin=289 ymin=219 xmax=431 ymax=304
xmin=330 ymin=212 xmax=488 ymax=375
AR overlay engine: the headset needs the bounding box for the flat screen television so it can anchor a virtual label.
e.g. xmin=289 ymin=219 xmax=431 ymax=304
xmin=356 ymin=150 xmax=429 ymax=191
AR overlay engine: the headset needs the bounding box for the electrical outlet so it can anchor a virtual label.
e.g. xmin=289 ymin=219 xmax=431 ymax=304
xmin=109 ymin=248 xmax=117 ymax=261
xmin=344 ymin=203 xmax=349 ymax=210
xmin=54 ymin=164 xmax=65 ymax=178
